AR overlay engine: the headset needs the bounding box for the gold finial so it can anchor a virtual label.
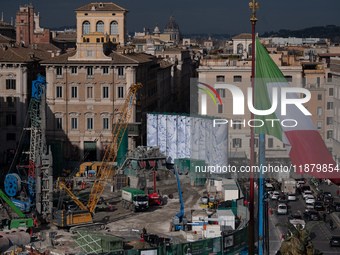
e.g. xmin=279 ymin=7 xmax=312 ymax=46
xmin=249 ymin=0 xmax=259 ymax=24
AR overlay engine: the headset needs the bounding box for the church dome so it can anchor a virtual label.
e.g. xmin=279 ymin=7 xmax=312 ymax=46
xmin=153 ymin=24 xmax=161 ymax=35
xmin=164 ymin=15 xmax=179 ymax=30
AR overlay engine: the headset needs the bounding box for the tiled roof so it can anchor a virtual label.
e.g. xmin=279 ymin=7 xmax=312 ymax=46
xmin=232 ymin=33 xmax=252 ymax=40
xmin=53 ymin=32 xmax=77 ymax=42
xmin=0 ymin=21 xmax=15 ymax=29
xmin=0 ymin=34 xmax=15 ymax=44
xmin=0 ymin=46 xmax=53 ymax=63
xmin=40 ymin=50 xmax=155 ymax=65
xmin=132 ymin=39 xmax=147 ymax=44
xmin=74 ymin=2 xmax=128 ymax=12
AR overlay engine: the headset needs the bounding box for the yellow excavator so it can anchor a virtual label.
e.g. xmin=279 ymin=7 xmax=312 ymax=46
xmin=201 ymin=194 xmax=217 ymax=209
xmin=52 ymin=83 xmax=142 ymax=231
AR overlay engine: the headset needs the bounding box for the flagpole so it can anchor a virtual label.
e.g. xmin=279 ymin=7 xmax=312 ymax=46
xmin=249 ymin=1 xmax=259 ymax=254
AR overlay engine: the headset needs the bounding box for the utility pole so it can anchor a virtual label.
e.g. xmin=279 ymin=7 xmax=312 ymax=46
xmin=249 ymin=1 xmax=259 ymax=254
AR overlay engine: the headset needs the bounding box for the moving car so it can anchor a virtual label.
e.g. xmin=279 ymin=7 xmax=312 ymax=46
xmin=330 ymin=236 xmax=340 ymax=247
xmin=324 ymin=191 xmax=332 ymax=198
xmin=287 ymin=193 xmax=296 ymax=201
xmin=314 ymin=202 xmax=324 ymax=211
xmin=302 ymin=190 xmax=313 ymax=199
xmin=332 ymin=202 xmax=340 ymax=212
xmin=305 ymin=205 xmax=314 ymax=212
xmin=305 ymin=195 xmax=315 ymax=205
xmin=288 ymin=214 xmax=306 ymax=229
xmin=271 ymin=191 xmax=280 ymax=200
xmin=278 ymin=195 xmax=288 ymax=204
xmin=296 ymin=181 xmax=305 ymax=189
xmin=303 ymin=211 xmax=321 ymax=221
xmin=277 ymin=204 xmax=288 ymax=215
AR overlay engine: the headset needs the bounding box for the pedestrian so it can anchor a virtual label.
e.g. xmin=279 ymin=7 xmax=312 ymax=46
xmin=329 ymin=219 xmax=334 ymax=230
xmin=337 ymin=190 xmax=339 ymax=196
xmin=323 ymin=213 xmax=327 ymax=222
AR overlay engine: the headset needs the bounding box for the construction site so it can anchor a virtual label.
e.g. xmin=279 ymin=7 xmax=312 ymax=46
xmin=0 ymin=76 xmax=248 ymax=255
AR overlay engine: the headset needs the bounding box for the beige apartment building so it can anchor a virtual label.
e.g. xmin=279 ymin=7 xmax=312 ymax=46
xmin=40 ymin=2 xmax=173 ymax=161
xmin=330 ymin=57 xmax=340 ymax=165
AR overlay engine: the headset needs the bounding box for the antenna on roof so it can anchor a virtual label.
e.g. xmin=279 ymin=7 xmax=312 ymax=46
xmin=1 ymin=12 xmax=3 ymax=22
xmin=11 ymin=17 xmax=13 ymax=26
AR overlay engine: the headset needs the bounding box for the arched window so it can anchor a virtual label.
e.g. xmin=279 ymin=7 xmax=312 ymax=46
xmin=248 ymin=43 xmax=252 ymax=56
xmin=237 ymin=43 xmax=243 ymax=54
xmin=96 ymin=21 xmax=104 ymax=33
xmin=82 ymin=21 xmax=91 ymax=35
xmin=110 ymin=21 xmax=118 ymax=35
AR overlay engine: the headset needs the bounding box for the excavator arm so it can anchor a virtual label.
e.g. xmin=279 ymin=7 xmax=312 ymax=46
xmin=87 ymin=83 xmax=142 ymax=213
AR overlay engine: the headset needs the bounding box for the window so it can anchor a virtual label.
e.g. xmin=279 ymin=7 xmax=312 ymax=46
xmin=327 ymin=117 xmax=333 ymax=125
xmin=317 ymin=121 xmax=322 ymax=129
xmin=118 ymin=67 xmax=124 ymax=78
xmin=56 ymin=118 xmax=62 ymax=130
xmin=268 ymin=138 xmax=273 ymax=148
xmin=327 ymin=130 xmax=333 ymax=139
xmin=71 ymin=86 xmax=78 ymax=98
xmin=317 ymin=77 xmax=321 ymax=88
xmin=110 ymin=21 xmax=118 ymax=35
xmin=6 ymin=133 xmax=15 ymax=141
xmin=82 ymin=21 xmax=91 ymax=35
xmin=249 ymin=138 xmax=259 ymax=148
xmin=218 ymin=104 xmax=223 ymax=113
xmin=118 ymin=86 xmax=124 ymax=98
xmin=56 ymin=86 xmax=62 ymax=98
xmin=56 ymin=67 xmax=62 ymax=78
xmin=87 ymin=51 xmax=93 ymax=57
xmin=329 ymin=88 xmax=334 ymax=96
xmin=327 ymin=102 xmax=333 ymax=110
xmin=237 ymin=43 xmax=243 ymax=54
xmin=6 ymin=79 xmax=16 ymax=90
xmin=87 ymin=118 xmax=93 ymax=130
xmin=71 ymin=118 xmax=78 ymax=130
xmin=233 ymin=75 xmax=242 ymax=82
xmin=7 ymin=97 xmax=14 ymax=107
xmin=71 ymin=67 xmax=77 ymax=74
xmin=248 ymin=43 xmax=252 ymax=56
xmin=103 ymin=118 xmax=109 ymax=130
xmin=233 ymin=120 xmax=241 ymax=130
xmin=317 ymin=107 xmax=322 ymax=116
xmin=103 ymin=86 xmax=109 ymax=98
xmin=96 ymin=21 xmax=104 ymax=33
xmin=138 ymin=45 xmax=143 ymax=51
xmin=285 ymin=76 xmax=293 ymax=82
xmin=216 ymin=89 xmax=225 ymax=98
xmin=6 ymin=114 xmax=16 ymax=126
xmin=317 ymin=94 xmax=322 ymax=101
xmin=232 ymin=138 xmax=242 ymax=148
xmin=102 ymin=67 xmax=109 ymax=74
xmin=87 ymin=87 xmax=93 ymax=99
xmin=87 ymin=67 xmax=94 ymax=78
xmin=216 ymin=75 xmax=225 ymax=82
xmin=328 ymin=73 xmax=333 ymax=83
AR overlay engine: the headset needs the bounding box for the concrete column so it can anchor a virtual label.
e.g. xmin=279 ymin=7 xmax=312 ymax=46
xmin=79 ymin=136 xmax=84 ymax=160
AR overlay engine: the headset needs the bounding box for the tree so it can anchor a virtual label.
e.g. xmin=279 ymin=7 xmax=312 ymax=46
xmin=275 ymin=221 xmax=323 ymax=255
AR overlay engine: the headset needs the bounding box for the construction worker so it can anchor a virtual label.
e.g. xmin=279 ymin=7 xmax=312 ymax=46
xmin=31 ymin=214 xmax=39 ymax=227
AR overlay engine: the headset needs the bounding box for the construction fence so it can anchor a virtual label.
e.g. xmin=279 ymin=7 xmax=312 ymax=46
xmin=85 ymin=225 xmax=248 ymax=255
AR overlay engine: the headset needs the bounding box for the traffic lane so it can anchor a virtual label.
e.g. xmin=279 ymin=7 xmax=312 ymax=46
xmin=268 ymin=192 xmax=340 ymax=254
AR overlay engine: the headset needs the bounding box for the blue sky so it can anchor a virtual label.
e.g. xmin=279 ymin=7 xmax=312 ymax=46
xmin=1 ymin=0 xmax=339 ymax=35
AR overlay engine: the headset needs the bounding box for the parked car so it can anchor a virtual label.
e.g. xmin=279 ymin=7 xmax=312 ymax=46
xmin=277 ymin=203 xmax=288 ymax=215
xmin=314 ymin=202 xmax=324 ymax=211
xmin=330 ymin=236 xmax=340 ymax=247
xmin=324 ymin=196 xmax=334 ymax=204
xmin=303 ymin=211 xmax=321 ymax=221
xmin=324 ymin=191 xmax=332 ymax=198
xmin=287 ymin=193 xmax=296 ymax=201
xmin=332 ymin=202 xmax=340 ymax=212
xmin=271 ymin=191 xmax=280 ymax=200
xmin=305 ymin=195 xmax=315 ymax=205
xmin=302 ymin=190 xmax=313 ymax=199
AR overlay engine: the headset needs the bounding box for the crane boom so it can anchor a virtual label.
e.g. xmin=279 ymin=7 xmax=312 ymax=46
xmin=59 ymin=182 xmax=87 ymax=211
xmin=87 ymin=83 xmax=142 ymax=213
